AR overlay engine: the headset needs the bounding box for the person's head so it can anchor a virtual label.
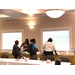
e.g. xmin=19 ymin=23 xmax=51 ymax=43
xmin=25 ymin=39 xmax=29 ymax=44
xmin=55 ymin=59 xmax=61 ymax=65
xmin=15 ymin=40 xmax=19 ymax=45
xmin=30 ymin=38 xmax=36 ymax=43
xmin=47 ymin=38 xmax=53 ymax=42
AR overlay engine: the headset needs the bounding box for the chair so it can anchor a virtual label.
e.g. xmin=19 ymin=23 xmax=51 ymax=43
xmin=45 ymin=55 xmax=55 ymax=61
xmin=30 ymin=55 xmax=37 ymax=60
xmin=1 ymin=54 xmax=9 ymax=58
xmin=59 ymin=57 xmax=70 ymax=62
xmin=55 ymin=59 xmax=61 ymax=65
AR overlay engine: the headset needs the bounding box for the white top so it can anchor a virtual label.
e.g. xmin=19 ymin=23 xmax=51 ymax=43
xmin=43 ymin=42 xmax=56 ymax=51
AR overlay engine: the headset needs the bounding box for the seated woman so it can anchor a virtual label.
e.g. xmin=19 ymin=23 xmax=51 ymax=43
xmin=27 ymin=38 xmax=39 ymax=60
xmin=20 ymin=39 xmax=29 ymax=52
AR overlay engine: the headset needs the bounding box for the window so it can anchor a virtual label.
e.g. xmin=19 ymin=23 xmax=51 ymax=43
xmin=41 ymin=27 xmax=72 ymax=51
xmin=2 ymin=30 xmax=23 ymax=50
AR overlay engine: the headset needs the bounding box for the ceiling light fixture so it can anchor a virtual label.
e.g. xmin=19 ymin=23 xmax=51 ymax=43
xmin=29 ymin=22 xmax=34 ymax=28
xmin=22 ymin=9 xmax=38 ymax=16
xmin=29 ymin=25 xmax=34 ymax=28
xmin=45 ymin=9 xmax=65 ymax=18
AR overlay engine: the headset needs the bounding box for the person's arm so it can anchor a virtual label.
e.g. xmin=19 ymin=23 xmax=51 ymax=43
xmin=35 ymin=48 xmax=39 ymax=52
xmin=53 ymin=45 xmax=58 ymax=55
xmin=16 ymin=45 xmax=20 ymax=55
xmin=20 ymin=43 xmax=24 ymax=48
xmin=16 ymin=46 xmax=21 ymax=58
xmin=54 ymin=50 xmax=58 ymax=55
xmin=34 ymin=44 xmax=39 ymax=52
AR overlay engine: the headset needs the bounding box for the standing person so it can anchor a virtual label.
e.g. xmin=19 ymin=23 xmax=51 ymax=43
xmin=20 ymin=39 xmax=29 ymax=52
xmin=12 ymin=40 xmax=21 ymax=59
xmin=27 ymin=38 xmax=39 ymax=59
xmin=31 ymin=39 xmax=39 ymax=53
xmin=43 ymin=38 xmax=58 ymax=56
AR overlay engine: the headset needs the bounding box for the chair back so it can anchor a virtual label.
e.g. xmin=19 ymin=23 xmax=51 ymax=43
xmin=59 ymin=57 xmax=70 ymax=62
xmin=30 ymin=55 xmax=37 ymax=60
xmin=55 ymin=59 xmax=61 ymax=65
xmin=1 ymin=54 xmax=9 ymax=58
xmin=45 ymin=55 xmax=55 ymax=61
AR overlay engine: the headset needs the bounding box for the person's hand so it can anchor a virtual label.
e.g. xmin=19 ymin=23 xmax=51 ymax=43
xmin=55 ymin=50 xmax=58 ymax=55
xmin=56 ymin=53 xmax=58 ymax=55
xmin=19 ymin=54 xmax=21 ymax=59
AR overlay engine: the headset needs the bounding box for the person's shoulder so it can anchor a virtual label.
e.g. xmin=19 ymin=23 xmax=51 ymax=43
xmin=33 ymin=44 xmax=35 ymax=45
xmin=49 ymin=42 xmax=54 ymax=45
xmin=51 ymin=43 xmax=55 ymax=46
xmin=47 ymin=42 xmax=53 ymax=45
xmin=44 ymin=42 xmax=48 ymax=44
xmin=33 ymin=44 xmax=37 ymax=46
xmin=45 ymin=42 xmax=50 ymax=44
xmin=13 ymin=44 xmax=16 ymax=46
xmin=33 ymin=44 xmax=38 ymax=48
xmin=13 ymin=44 xmax=17 ymax=47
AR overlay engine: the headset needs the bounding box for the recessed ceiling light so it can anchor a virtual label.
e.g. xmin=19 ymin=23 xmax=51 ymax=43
xmin=22 ymin=9 xmax=39 ymax=14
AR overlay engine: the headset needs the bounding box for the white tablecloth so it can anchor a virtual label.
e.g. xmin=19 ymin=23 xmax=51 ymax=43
xmin=0 ymin=58 xmax=71 ymax=65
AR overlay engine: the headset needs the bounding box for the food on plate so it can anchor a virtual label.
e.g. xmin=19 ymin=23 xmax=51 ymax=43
xmin=25 ymin=57 xmax=29 ymax=62
xmin=46 ymin=59 xmax=52 ymax=63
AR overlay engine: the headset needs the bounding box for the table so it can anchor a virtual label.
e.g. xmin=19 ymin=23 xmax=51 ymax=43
xmin=0 ymin=52 xmax=75 ymax=65
xmin=0 ymin=58 xmax=71 ymax=65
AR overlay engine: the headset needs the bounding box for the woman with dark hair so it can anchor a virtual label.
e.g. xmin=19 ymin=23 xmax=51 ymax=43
xmin=27 ymin=38 xmax=39 ymax=60
xmin=43 ymin=38 xmax=58 ymax=56
xmin=31 ymin=39 xmax=39 ymax=52
xmin=20 ymin=39 xmax=29 ymax=52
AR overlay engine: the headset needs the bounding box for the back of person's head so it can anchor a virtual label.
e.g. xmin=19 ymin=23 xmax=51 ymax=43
xmin=30 ymin=39 xmax=33 ymax=42
xmin=25 ymin=39 xmax=29 ymax=42
xmin=15 ymin=40 xmax=19 ymax=45
xmin=47 ymin=38 xmax=53 ymax=42
xmin=30 ymin=38 xmax=36 ymax=43
xmin=55 ymin=59 xmax=61 ymax=65
xmin=32 ymin=39 xmax=35 ymax=43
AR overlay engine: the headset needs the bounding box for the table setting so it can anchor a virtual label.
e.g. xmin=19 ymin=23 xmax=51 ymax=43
xmin=0 ymin=58 xmax=71 ymax=65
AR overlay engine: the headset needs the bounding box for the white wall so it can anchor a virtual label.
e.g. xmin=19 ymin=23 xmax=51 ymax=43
xmin=0 ymin=14 xmax=75 ymax=52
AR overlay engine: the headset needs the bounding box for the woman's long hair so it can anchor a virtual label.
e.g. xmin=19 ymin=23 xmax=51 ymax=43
xmin=26 ymin=39 xmax=29 ymax=46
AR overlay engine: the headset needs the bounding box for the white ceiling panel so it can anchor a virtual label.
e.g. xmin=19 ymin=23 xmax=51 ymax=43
xmin=0 ymin=9 xmax=75 ymax=20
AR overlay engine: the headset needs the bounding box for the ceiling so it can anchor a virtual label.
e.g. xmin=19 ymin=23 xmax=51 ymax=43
xmin=0 ymin=9 xmax=75 ymax=20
